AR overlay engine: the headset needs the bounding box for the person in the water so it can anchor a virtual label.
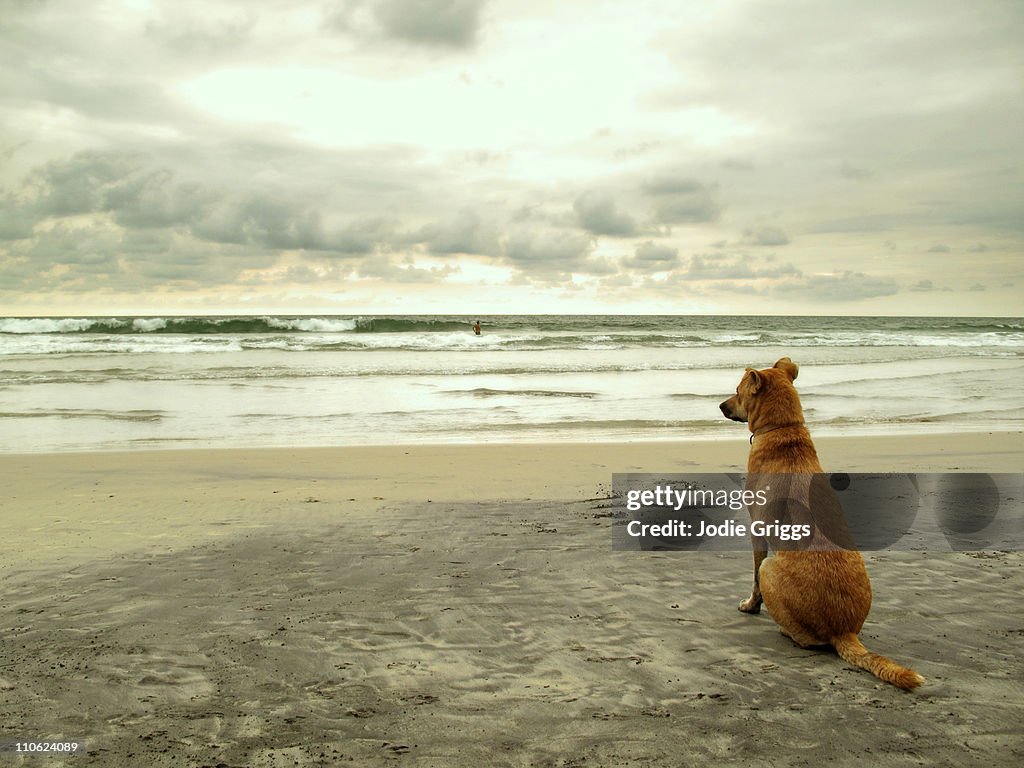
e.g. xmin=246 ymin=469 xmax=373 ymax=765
xmin=473 ymin=320 xmax=481 ymax=336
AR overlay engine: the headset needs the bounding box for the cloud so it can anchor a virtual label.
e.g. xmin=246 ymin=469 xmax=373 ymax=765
xmin=502 ymin=227 xmax=591 ymax=265
xmin=418 ymin=209 xmax=500 ymax=256
xmin=743 ymin=225 xmax=790 ymax=246
xmin=684 ymin=255 xmax=754 ymax=280
xmin=679 ymin=254 xmax=801 ymax=281
xmin=1 ymin=1 xmax=1021 ymax=313
xmin=326 ymin=0 xmax=488 ymax=49
xmin=622 ymin=241 xmax=679 ymax=272
xmin=654 ymin=0 xmax=1023 ymax=126
xmin=839 ymin=162 xmax=872 ymax=180
xmin=5 ymin=222 xmax=120 ymax=288
xmin=0 ymin=217 xmax=283 ymax=294
xmin=774 ymin=271 xmax=899 ymax=301
xmin=641 ymin=175 xmax=722 ymax=225
xmin=909 ymin=279 xmax=954 ymax=293
xmin=26 ymin=150 xmax=404 ymax=255
xmin=573 ymin=191 xmax=639 ymax=237
xmin=29 ymin=151 xmax=145 ymax=218
xmin=501 ymin=226 xmax=607 ymax=281
xmin=720 ymin=157 xmax=754 ymax=171
xmin=599 ymin=273 xmax=635 ymax=289
xmin=104 ymin=170 xmax=212 ymax=231
xmin=0 ymin=144 xmax=450 ymax=296
xmin=646 ymin=0 xmax=1024 ymax=258
xmin=21 ymin=151 xmax=218 ymax=236
xmin=143 ymin=7 xmax=256 ymax=58
xmin=357 ymin=255 xmax=461 ymax=283
xmin=0 ymin=194 xmax=34 ymax=240
xmin=330 ymin=218 xmax=408 ymax=255
xmin=612 ymin=139 xmax=668 ymax=161
xmin=807 ymin=215 xmax=899 ymax=234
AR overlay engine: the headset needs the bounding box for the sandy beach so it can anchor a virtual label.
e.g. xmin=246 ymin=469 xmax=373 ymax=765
xmin=2 ymin=432 xmax=1023 ymax=766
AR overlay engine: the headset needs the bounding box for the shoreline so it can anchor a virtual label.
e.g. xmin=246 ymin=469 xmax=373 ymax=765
xmin=2 ymin=421 xmax=1022 ymax=457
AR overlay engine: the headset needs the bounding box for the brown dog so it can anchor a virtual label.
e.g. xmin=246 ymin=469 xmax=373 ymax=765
xmin=719 ymin=357 xmax=924 ymax=690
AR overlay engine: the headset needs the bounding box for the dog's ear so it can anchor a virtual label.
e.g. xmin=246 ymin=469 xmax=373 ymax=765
xmin=744 ymin=367 xmax=763 ymax=392
xmin=773 ymin=357 xmax=799 ymax=381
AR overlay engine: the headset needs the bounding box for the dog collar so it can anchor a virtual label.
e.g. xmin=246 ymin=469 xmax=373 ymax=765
xmin=749 ymin=423 xmax=803 ymax=444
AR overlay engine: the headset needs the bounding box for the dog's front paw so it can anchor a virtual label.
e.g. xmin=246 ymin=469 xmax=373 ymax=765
xmin=738 ymin=597 xmax=762 ymax=614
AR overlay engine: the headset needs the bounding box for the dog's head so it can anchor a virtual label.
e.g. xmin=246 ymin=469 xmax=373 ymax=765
xmin=719 ymin=357 xmax=801 ymax=427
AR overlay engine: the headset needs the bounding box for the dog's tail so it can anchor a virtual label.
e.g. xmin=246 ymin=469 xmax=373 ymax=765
xmin=832 ymin=633 xmax=924 ymax=690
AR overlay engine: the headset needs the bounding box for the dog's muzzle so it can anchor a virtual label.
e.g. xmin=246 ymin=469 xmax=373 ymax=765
xmin=720 ymin=400 xmax=746 ymax=423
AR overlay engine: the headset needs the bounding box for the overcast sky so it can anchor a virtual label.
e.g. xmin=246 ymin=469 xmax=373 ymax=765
xmin=1 ymin=0 xmax=1021 ymax=315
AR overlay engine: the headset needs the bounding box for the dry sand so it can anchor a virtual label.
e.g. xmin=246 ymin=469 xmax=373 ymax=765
xmin=1 ymin=433 xmax=1022 ymax=766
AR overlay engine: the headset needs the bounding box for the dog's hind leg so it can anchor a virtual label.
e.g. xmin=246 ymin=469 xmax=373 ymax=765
xmin=758 ymin=557 xmax=827 ymax=648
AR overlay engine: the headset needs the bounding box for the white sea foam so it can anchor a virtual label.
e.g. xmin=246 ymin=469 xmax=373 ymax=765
xmin=265 ymin=317 xmax=357 ymax=332
xmin=132 ymin=318 xmax=169 ymax=332
xmin=0 ymin=335 xmax=244 ymax=356
xmin=0 ymin=318 xmax=97 ymax=334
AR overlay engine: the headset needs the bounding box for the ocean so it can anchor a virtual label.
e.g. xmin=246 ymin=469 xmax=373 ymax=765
xmin=1 ymin=315 xmax=1022 ymax=453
